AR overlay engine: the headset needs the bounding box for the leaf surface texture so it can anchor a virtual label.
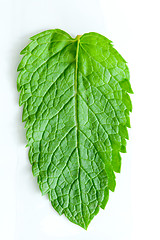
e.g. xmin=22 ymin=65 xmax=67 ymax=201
xmin=17 ymin=29 xmax=133 ymax=229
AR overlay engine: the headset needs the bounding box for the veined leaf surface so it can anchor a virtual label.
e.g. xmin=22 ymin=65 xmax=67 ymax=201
xmin=17 ymin=29 xmax=133 ymax=229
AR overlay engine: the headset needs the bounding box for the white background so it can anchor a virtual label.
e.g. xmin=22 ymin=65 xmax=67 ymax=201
xmin=0 ymin=0 xmax=160 ymax=239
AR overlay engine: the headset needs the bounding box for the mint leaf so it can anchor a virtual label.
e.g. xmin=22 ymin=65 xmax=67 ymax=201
xmin=17 ymin=29 xmax=133 ymax=229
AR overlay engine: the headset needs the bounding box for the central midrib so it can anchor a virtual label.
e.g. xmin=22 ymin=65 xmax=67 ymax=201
xmin=74 ymin=35 xmax=86 ymax=226
xmin=74 ymin=35 xmax=81 ymax=149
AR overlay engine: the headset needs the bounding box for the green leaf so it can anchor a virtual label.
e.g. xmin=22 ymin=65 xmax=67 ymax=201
xmin=17 ymin=29 xmax=133 ymax=229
